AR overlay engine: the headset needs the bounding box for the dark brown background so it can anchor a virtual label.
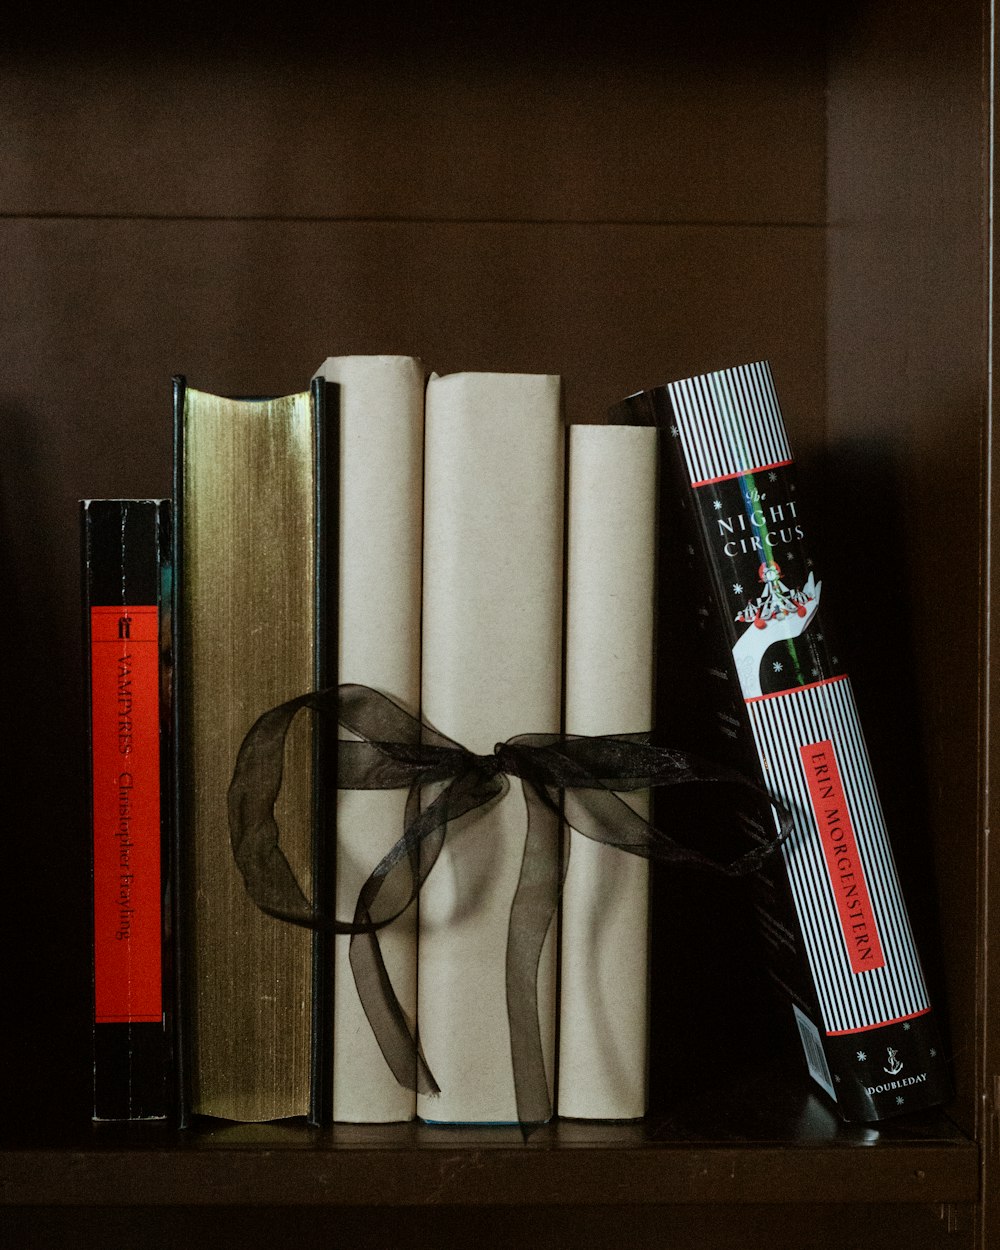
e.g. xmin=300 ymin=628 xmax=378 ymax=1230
xmin=0 ymin=0 xmax=992 ymax=1246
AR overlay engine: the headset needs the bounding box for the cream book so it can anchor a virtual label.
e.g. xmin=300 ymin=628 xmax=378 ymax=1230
xmin=418 ymin=370 xmax=564 ymax=1124
xmin=174 ymin=380 xmax=332 ymax=1122
xmin=312 ymin=355 xmax=425 ymax=1123
xmin=557 ymin=424 xmax=658 ymax=1120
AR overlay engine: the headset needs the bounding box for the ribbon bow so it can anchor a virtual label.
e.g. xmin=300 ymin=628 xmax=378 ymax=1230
xmin=228 ymin=683 xmax=791 ymax=1129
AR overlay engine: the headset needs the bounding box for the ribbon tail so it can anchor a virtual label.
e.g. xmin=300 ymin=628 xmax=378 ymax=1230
xmin=347 ymin=768 xmax=507 ymax=1097
xmin=349 ymin=927 xmax=439 ymax=1098
xmin=505 ymin=780 xmax=563 ymax=1133
xmin=347 ymin=779 xmax=442 ymax=1097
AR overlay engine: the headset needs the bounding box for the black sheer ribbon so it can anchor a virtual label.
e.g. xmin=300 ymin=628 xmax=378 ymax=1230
xmin=228 ymin=682 xmax=792 ymax=1129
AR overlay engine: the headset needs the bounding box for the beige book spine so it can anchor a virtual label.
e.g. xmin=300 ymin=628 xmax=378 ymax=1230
xmin=313 ymin=355 xmax=424 ymax=1123
xmin=418 ymin=371 xmax=564 ymax=1123
xmin=557 ymin=424 xmax=658 ymax=1120
xmin=182 ymin=389 xmax=318 ymax=1122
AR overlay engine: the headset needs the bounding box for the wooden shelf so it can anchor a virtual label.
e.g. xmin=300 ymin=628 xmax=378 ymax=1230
xmin=0 ymin=1096 xmax=977 ymax=1209
xmin=1 ymin=1062 xmax=979 ymax=1208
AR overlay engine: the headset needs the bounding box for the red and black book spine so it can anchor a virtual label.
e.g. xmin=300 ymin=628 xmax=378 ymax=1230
xmin=82 ymin=498 xmax=173 ymax=1120
xmin=612 ymin=362 xmax=950 ymax=1122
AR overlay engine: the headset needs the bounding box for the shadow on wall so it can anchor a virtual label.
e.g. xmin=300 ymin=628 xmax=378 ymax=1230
xmin=0 ymin=403 xmax=93 ymax=1122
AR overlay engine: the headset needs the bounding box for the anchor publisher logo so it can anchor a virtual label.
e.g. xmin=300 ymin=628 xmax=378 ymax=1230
xmin=883 ymin=1047 xmax=903 ymax=1076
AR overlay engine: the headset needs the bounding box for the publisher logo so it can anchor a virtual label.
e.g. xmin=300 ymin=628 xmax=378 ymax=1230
xmin=865 ymin=1072 xmax=928 ymax=1096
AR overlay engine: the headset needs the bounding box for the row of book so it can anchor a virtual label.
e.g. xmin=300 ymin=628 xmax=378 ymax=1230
xmin=83 ymin=357 xmax=952 ymax=1127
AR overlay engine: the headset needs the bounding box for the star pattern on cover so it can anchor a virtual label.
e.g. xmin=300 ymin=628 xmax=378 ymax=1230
xmin=896 ymin=1096 xmax=905 ymax=1106
xmin=857 ymin=1051 xmax=867 ymax=1062
xmin=732 ymin=583 xmax=743 ymax=595
xmin=669 ymin=424 xmax=679 ymax=437
xmin=713 ymin=500 xmax=723 ymax=510
xmin=773 ymin=661 xmax=783 ymax=672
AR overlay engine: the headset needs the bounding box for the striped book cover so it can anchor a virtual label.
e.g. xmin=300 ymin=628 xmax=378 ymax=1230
xmin=612 ymin=362 xmax=949 ymax=1122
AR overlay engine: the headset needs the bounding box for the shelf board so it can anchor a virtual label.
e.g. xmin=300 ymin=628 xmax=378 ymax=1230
xmin=0 ymin=1074 xmax=977 ymax=1208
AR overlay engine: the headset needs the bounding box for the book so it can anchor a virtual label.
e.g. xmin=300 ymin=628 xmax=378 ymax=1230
xmin=82 ymin=498 xmax=173 ymax=1121
xmin=418 ymin=370 xmax=564 ymax=1124
xmin=173 ymin=378 xmax=334 ymax=1123
xmin=312 ymin=355 xmax=424 ymax=1123
xmin=612 ymin=361 xmax=950 ymax=1122
xmin=557 ymin=424 xmax=658 ymax=1120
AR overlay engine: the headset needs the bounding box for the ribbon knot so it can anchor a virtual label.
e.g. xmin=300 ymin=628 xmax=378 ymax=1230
xmin=227 ymin=683 xmax=791 ymax=1131
xmin=474 ymin=742 xmax=521 ymax=781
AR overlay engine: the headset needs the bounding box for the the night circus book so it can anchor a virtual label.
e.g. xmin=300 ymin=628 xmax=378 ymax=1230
xmin=612 ymin=361 xmax=950 ymax=1122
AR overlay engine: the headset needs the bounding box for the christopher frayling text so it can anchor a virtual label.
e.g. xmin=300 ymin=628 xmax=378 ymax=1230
xmin=116 ymin=771 xmax=136 ymax=940
xmin=115 ymin=652 xmax=140 ymax=941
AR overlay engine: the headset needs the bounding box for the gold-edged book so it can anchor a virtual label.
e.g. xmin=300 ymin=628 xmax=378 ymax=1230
xmin=172 ymin=378 xmax=335 ymax=1124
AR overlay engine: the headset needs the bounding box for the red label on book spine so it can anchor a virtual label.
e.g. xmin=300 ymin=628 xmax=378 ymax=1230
xmin=90 ymin=605 xmax=162 ymax=1024
xmin=800 ymin=738 xmax=886 ymax=976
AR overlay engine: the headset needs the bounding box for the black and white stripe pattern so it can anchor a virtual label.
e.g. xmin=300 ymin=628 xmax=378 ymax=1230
xmin=747 ymin=676 xmax=929 ymax=1034
xmin=666 ymin=361 xmax=792 ymax=487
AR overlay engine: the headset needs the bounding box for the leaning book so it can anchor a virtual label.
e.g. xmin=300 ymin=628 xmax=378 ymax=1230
xmin=612 ymin=361 xmax=950 ymax=1122
xmin=82 ymin=498 xmax=173 ymax=1121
